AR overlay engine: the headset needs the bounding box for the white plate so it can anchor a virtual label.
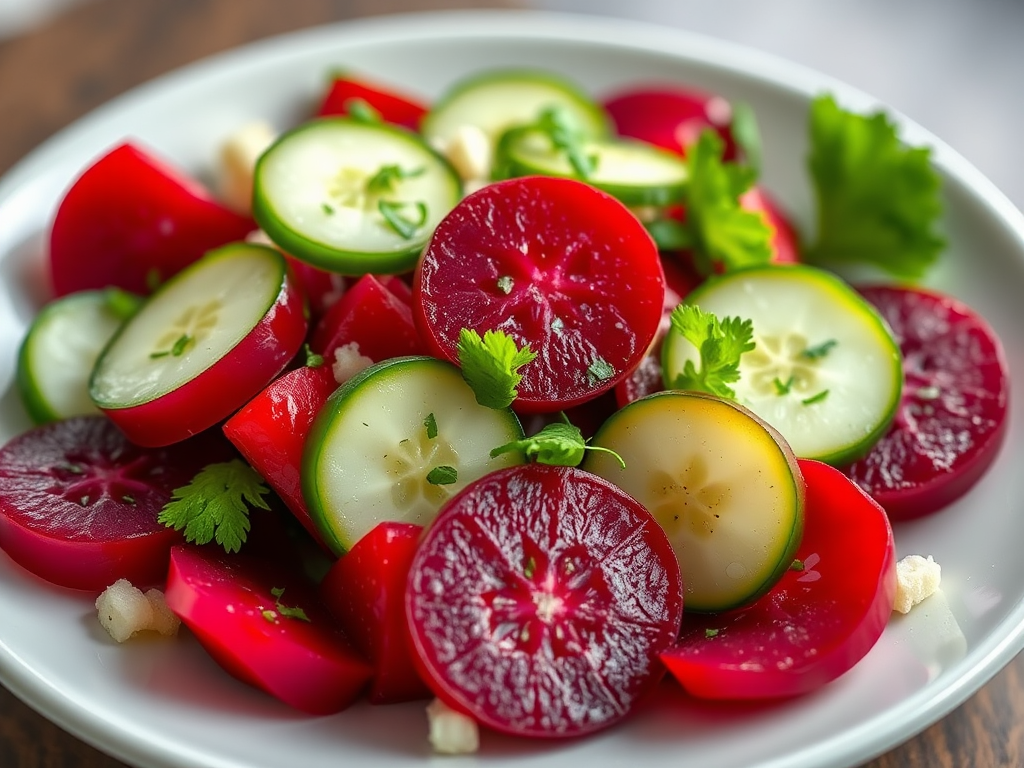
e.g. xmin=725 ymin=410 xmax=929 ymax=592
xmin=1 ymin=10 xmax=1024 ymax=768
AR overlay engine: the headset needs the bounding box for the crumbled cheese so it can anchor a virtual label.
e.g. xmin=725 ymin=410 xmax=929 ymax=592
xmin=332 ymin=342 xmax=374 ymax=385
xmin=893 ymin=554 xmax=941 ymax=614
xmin=426 ymin=698 xmax=479 ymax=755
xmin=442 ymin=124 xmax=492 ymax=185
xmin=144 ymin=588 xmax=181 ymax=637
xmin=219 ymin=120 xmax=277 ymax=213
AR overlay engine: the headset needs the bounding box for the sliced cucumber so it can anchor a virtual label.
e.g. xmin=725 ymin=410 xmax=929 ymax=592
xmin=663 ymin=264 xmax=902 ymax=466
xmin=17 ymin=289 xmax=141 ymax=424
xmin=582 ymin=391 xmax=804 ymax=613
xmin=253 ymin=117 xmax=461 ymax=275
xmin=496 ymin=127 xmax=688 ymax=206
xmin=303 ymin=356 xmax=525 ymax=555
xmin=421 ymin=69 xmax=610 ymax=152
xmin=90 ymin=243 xmax=291 ymax=410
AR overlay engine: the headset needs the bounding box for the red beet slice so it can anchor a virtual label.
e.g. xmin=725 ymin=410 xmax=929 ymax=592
xmin=405 ymin=463 xmax=684 ymax=738
xmin=222 ymin=363 xmax=337 ymax=548
xmin=661 ymin=459 xmax=896 ymax=699
xmin=319 ymin=521 xmax=431 ymax=704
xmin=413 ymin=176 xmax=665 ymax=412
xmin=165 ymin=544 xmax=371 ymax=715
xmin=844 ymin=285 xmax=1009 ymax=520
xmin=50 ymin=142 xmax=255 ymax=297
xmin=316 ymin=74 xmax=427 ymax=131
xmin=601 ymin=84 xmax=737 ymax=158
xmin=0 ymin=416 xmax=231 ymax=591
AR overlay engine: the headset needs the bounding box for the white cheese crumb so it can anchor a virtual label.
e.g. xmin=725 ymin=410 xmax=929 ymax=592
xmin=144 ymin=588 xmax=181 ymax=637
xmin=332 ymin=342 xmax=374 ymax=385
xmin=426 ymin=698 xmax=479 ymax=755
xmin=219 ymin=120 xmax=277 ymax=213
xmin=442 ymin=124 xmax=492 ymax=185
xmin=893 ymin=554 xmax=941 ymax=614
xmin=96 ymin=580 xmax=180 ymax=642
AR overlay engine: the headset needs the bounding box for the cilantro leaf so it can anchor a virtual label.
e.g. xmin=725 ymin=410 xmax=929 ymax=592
xmin=344 ymin=97 xmax=382 ymax=124
xmin=805 ymin=94 xmax=945 ymax=280
xmin=366 ymin=164 xmax=425 ymax=195
xmin=682 ymin=129 xmax=773 ymax=275
xmin=668 ymin=304 xmax=755 ymax=399
xmin=456 ymin=328 xmax=537 ymax=409
xmin=729 ymin=101 xmax=763 ymax=175
xmin=424 ymin=412 xmax=438 ymax=440
xmin=490 ymin=415 xmax=625 ymax=469
xmin=269 ymin=586 xmax=311 ymax=622
xmin=426 ymin=465 xmax=458 ymax=485
xmin=157 ymin=460 xmax=270 ymax=553
xmin=378 ymin=200 xmax=428 ymax=239
xmin=535 ymin=107 xmax=596 ymax=179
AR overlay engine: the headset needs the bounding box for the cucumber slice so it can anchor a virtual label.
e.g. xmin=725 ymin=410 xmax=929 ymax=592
xmin=421 ymin=69 xmax=610 ymax=151
xmin=17 ymin=289 xmax=141 ymax=424
xmin=253 ymin=118 xmax=461 ymax=275
xmin=582 ymin=390 xmax=804 ymax=613
xmin=89 ymin=242 xmax=308 ymax=447
xmin=663 ymin=264 xmax=902 ymax=466
xmin=496 ymin=127 xmax=688 ymax=206
xmin=303 ymin=356 xmax=525 ymax=555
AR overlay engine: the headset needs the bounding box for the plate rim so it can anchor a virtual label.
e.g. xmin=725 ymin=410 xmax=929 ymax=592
xmin=1 ymin=9 xmax=1023 ymax=768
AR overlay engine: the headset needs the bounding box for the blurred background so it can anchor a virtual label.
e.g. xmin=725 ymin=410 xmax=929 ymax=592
xmin=0 ymin=0 xmax=1021 ymax=211
xmin=0 ymin=0 xmax=1020 ymax=211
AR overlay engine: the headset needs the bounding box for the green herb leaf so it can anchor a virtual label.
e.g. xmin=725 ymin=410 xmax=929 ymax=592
xmin=426 ymin=465 xmax=458 ymax=485
xmin=729 ymin=101 xmax=763 ymax=175
xmin=496 ymin=275 xmax=514 ymax=295
xmin=378 ymin=199 xmax=428 ymax=239
xmin=366 ymin=164 xmax=425 ymax=195
xmin=304 ymin=343 xmax=324 ymax=368
xmin=682 ymin=130 xmax=773 ymax=275
xmin=586 ymin=357 xmax=615 ymax=386
xmin=456 ymin=328 xmax=537 ymax=409
xmin=424 ymin=412 xmax=438 ymax=440
xmin=669 ymin=304 xmax=755 ymax=399
xmin=490 ymin=416 xmax=626 ymax=469
xmin=270 ymin=586 xmax=311 ymax=622
xmin=644 ymin=218 xmax=694 ymax=252
xmin=344 ymin=97 xmax=382 ymax=124
xmin=150 ymin=333 xmax=192 ymax=360
xmin=704 ymin=628 xmax=720 ymax=639
xmin=773 ymin=376 xmax=795 ymax=395
xmin=790 ymin=559 xmax=806 ymax=572
xmin=535 ymin=107 xmax=597 ymax=179
xmin=805 ymin=94 xmax=945 ymax=280
xmin=802 ymin=389 xmax=830 ymax=405
xmin=102 ymin=288 xmax=143 ymax=321
xmin=157 ymin=460 xmax=270 ymax=553
xmin=801 ymin=339 xmax=838 ymax=360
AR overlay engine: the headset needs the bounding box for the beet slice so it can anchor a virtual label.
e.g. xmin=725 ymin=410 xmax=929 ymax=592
xmin=405 ymin=463 xmax=683 ymax=738
xmin=413 ymin=176 xmax=665 ymax=413
xmin=844 ymin=285 xmax=1009 ymax=520
xmin=661 ymin=459 xmax=896 ymax=699
xmin=319 ymin=521 xmax=431 ymax=704
xmin=165 ymin=544 xmax=371 ymax=714
xmin=0 ymin=416 xmax=231 ymax=590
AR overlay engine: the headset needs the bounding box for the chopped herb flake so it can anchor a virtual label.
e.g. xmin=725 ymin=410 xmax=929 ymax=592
xmin=801 ymin=339 xmax=838 ymax=360
xmin=586 ymin=357 xmax=615 ymax=385
xmin=366 ymin=164 xmax=425 ymax=195
xmin=774 ymin=376 xmax=795 ymax=395
xmin=496 ymin=275 xmax=514 ymax=294
xmin=378 ymin=199 xmax=428 ymax=239
xmin=426 ymin=465 xmax=458 ymax=485
xmin=344 ymin=97 xmax=382 ymax=124
xmin=424 ymin=412 xmax=438 ymax=440
xmin=802 ymin=390 xmax=830 ymax=406
xmin=790 ymin=559 xmax=805 ymax=572
xmin=705 ymin=628 xmax=720 ymax=639
xmin=304 ymin=343 xmax=324 ymax=368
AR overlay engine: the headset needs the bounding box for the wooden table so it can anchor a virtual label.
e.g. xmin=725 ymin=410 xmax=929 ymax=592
xmin=0 ymin=0 xmax=1020 ymax=766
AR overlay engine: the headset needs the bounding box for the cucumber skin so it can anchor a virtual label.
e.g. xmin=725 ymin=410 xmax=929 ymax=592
xmin=302 ymin=355 xmax=526 ymax=555
xmin=421 ymin=68 xmax=613 ymax=146
xmin=253 ymin=117 xmax=462 ymax=276
xmin=664 ymin=264 xmax=903 ymax=467
xmin=495 ymin=127 xmax=688 ymax=207
xmin=89 ymin=243 xmax=308 ymax=447
xmin=585 ymin=390 xmax=805 ymax=613
xmin=17 ymin=290 xmax=141 ymax=425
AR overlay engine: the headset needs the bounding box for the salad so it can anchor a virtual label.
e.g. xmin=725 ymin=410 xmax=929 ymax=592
xmin=0 ymin=51 xmax=1011 ymax=758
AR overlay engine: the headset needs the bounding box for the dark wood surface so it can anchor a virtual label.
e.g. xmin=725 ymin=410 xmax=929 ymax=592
xmin=0 ymin=0 xmax=1020 ymax=766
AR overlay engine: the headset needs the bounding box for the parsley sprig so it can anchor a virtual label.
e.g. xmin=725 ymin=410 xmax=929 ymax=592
xmin=158 ymin=460 xmax=270 ymax=553
xmin=668 ymin=304 xmax=755 ymax=399
xmin=456 ymin=328 xmax=537 ymax=409
xmin=805 ymin=94 xmax=945 ymax=280
xmin=490 ymin=413 xmax=625 ymax=468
